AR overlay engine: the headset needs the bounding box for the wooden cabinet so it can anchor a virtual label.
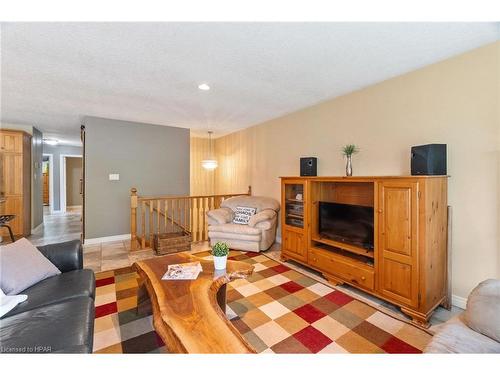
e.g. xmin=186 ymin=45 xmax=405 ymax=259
xmin=280 ymin=176 xmax=448 ymax=326
xmin=0 ymin=130 xmax=31 ymax=238
xmin=0 ymin=132 xmax=23 ymax=153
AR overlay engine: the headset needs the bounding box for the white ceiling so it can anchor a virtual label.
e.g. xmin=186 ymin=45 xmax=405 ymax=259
xmin=1 ymin=22 xmax=499 ymax=144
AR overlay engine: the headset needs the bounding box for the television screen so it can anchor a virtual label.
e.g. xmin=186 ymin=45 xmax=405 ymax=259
xmin=318 ymin=202 xmax=374 ymax=250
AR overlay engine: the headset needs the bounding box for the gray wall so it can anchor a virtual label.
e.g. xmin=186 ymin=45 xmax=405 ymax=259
xmin=84 ymin=116 xmax=190 ymax=239
xmin=43 ymin=144 xmax=83 ymax=211
xmin=31 ymin=127 xmax=43 ymax=229
xmin=65 ymin=157 xmax=82 ymax=206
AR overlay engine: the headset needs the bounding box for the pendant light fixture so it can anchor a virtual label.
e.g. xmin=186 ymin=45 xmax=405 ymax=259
xmin=201 ymin=131 xmax=218 ymax=170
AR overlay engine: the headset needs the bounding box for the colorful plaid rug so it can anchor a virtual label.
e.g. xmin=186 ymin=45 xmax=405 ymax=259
xmin=93 ymin=251 xmax=431 ymax=353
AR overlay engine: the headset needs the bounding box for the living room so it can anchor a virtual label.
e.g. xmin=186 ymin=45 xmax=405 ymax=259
xmin=1 ymin=1 xmax=499 ymax=373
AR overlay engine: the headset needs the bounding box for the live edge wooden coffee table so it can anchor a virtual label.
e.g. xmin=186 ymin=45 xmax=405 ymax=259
xmin=133 ymin=252 xmax=256 ymax=354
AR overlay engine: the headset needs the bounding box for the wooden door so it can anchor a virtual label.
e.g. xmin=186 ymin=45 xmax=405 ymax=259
xmin=377 ymin=181 xmax=419 ymax=308
xmin=43 ymin=173 xmax=49 ymax=204
xmin=282 ymin=229 xmax=307 ymax=261
xmin=80 ymin=125 xmax=85 ymax=241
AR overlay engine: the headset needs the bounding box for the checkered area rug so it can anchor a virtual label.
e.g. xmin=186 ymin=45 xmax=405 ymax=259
xmin=92 ymin=251 xmax=431 ymax=353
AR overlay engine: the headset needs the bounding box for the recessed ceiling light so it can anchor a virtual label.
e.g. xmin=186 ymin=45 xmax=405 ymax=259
xmin=43 ymin=138 xmax=59 ymax=146
xmin=198 ymin=83 xmax=210 ymax=91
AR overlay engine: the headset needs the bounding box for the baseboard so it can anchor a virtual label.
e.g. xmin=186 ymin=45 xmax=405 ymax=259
xmin=452 ymin=294 xmax=467 ymax=309
xmin=84 ymin=233 xmax=130 ymax=245
xmin=31 ymin=223 xmax=43 ymax=232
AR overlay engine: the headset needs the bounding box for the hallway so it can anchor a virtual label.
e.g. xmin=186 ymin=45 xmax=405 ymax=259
xmin=28 ymin=206 xmax=82 ymax=246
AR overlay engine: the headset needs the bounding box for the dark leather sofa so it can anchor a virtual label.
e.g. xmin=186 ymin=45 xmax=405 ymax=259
xmin=0 ymin=240 xmax=96 ymax=353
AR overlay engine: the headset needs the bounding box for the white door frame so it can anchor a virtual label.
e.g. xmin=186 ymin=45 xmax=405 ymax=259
xmin=60 ymin=154 xmax=83 ymax=213
xmin=42 ymin=153 xmax=54 ymax=214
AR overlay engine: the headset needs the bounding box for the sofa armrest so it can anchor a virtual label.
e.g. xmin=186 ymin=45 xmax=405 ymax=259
xmin=37 ymin=240 xmax=83 ymax=273
xmin=248 ymin=209 xmax=277 ymax=228
xmin=207 ymin=207 xmax=234 ymax=225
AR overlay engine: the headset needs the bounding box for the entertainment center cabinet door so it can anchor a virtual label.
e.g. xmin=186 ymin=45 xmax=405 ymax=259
xmin=281 ymin=179 xmax=308 ymax=262
xmin=282 ymin=229 xmax=307 ymax=262
xmin=377 ymin=181 xmax=419 ymax=309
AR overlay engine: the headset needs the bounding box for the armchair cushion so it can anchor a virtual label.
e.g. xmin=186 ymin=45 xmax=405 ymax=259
xmin=207 ymin=207 xmax=234 ymax=224
xmin=221 ymin=196 xmax=280 ymax=213
xmin=208 ymin=223 xmax=261 ymax=236
xmin=248 ymin=209 xmax=277 ymax=228
xmin=464 ymin=279 xmax=500 ymax=342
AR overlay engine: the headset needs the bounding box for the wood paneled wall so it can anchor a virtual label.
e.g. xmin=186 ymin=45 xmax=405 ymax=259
xmin=190 ymin=137 xmax=215 ymax=196
xmin=214 ymin=130 xmax=253 ymax=195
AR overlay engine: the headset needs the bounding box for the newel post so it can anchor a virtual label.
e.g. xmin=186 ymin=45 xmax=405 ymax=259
xmin=130 ymin=187 xmax=138 ymax=251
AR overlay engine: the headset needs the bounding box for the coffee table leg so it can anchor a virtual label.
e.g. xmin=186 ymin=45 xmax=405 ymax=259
xmin=136 ymin=281 xmax=152 ymax=316
xmin=216 ymin=284 xmax=227 ymax=314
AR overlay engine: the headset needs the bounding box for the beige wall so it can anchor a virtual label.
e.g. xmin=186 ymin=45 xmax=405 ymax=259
xmin=192 ymin=42 xmax=500 ymax=301
xmin=65 ymin=156 xmax=82 ymax=206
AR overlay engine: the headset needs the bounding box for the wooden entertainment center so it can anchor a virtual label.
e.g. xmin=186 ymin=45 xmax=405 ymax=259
xmin=280 ymin=176 xmax=448 ymax=326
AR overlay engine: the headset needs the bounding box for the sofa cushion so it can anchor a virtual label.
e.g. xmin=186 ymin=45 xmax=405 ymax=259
xmin=464 ymin=279 xmax=500 ymax=342
xmin=2 ymin=269 xmax=95 ymax=318
xmin=0 ymin=238 xmax=61 ymax=295
xmin=0 ymin=288 xmax=27 ymax=318
xmin=424 ymin=314 xmax=500 ymax=353
xmin=221 ymin=196 xmax=280 ymax=213
xmin=0 ymin=297 xmax=95 ymax=354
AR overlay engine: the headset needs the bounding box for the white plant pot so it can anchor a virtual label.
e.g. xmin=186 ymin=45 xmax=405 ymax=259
xmin=213 ymin=255 xmax=228 ymax=270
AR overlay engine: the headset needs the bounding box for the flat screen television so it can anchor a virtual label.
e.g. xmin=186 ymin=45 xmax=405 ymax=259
xmin=318 ymin=202 xmax=374 ymax=250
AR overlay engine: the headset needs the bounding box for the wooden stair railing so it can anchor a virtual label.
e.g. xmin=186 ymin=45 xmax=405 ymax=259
xmin=130 ymin=187 xmax=251 ymax=251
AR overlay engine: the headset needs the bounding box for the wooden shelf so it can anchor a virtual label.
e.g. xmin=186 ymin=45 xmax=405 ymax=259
xmin=286 ymin=213 xmax=304 ymax=219
xmin=286 ymin=199 xmax=304 ymax=203
xmin=312 ymin=236 xmax=374 ymax=259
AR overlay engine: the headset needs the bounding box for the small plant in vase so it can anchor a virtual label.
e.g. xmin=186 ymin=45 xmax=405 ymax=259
xmin=212 ymin=241 xmax=229 ymax=270
xmin=342 ymin=144 xmax=359 ymax=176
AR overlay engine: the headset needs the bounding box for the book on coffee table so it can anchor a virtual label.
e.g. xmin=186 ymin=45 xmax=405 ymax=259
xmin=162 ymin=261 xmax=203 ymax=280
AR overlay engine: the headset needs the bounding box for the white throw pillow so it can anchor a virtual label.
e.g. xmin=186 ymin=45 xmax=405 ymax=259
xmin=0 ymin=238 xmax=61 ymax=295
xmin=232 ymin=206 xmax=257 ymax=225
xmin=0 ymin=288 xmax=27 ymax=318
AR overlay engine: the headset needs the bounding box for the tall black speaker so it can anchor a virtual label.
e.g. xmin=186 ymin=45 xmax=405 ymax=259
xmin=411 ymin=144 xmax=447 ymax=175
xmin=300 ymin=157 xmax=317 ymax=176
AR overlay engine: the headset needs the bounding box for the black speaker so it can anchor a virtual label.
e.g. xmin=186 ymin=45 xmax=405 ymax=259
xmin=411 ymin=144 xmax=447 ymax=175
xmin=300 ymin=157 xmax=317 ymax=176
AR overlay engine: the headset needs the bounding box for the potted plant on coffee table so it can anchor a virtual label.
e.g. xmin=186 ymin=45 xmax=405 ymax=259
xmin=212 ymin=241 xmax=229 ymax=270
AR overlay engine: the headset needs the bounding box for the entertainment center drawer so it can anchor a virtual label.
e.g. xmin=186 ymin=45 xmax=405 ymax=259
xmin=309 ymin=248 xmax=375 ymax=291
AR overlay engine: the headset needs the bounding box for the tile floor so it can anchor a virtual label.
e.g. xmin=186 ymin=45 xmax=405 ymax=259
xmin=28 ymin=206 xmax=82 ymax=246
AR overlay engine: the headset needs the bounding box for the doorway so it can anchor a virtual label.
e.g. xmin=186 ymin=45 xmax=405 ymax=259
xmin=42 ymin=153 xmax=54 ymax=214
xmin=60 ymin=155 xmax=83 ymax=213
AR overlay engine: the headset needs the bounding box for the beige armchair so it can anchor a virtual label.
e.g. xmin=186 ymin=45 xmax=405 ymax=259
xmin=207 ymin=196 xmax=280 ymax=252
